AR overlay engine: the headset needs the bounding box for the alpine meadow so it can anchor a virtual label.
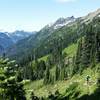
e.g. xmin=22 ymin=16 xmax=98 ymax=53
xmin=0 ymin=0 xmax=100 ymax=100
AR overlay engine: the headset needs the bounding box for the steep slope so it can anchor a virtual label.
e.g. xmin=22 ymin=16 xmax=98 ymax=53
xmin=24 ymin=16 xmax=100 ymax=100
xmin=6 ymin=8 xmax=100 ymax=62
xmin=53 ymin=16 xmax=75 ymax=29
xmin=81 ymin=8 xmax=100 ymax=23
xmin=24 ymin=34 xmax=100 ymax=99
xmin=25 ymin=67 xmax=99 ymax=99
xmin=6 ymin=16 xmax=76 ymax=60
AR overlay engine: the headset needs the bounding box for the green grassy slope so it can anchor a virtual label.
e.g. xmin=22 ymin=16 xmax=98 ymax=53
xmin=25 ymin=67 xmax=99 ymax=99
xmin=24 ymin=43 xmax=99 ymax=100
xmin=63 ymin=43 xmax=78 ymax=57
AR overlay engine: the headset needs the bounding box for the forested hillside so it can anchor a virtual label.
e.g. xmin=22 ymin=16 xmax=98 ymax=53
xmin=0 ymin=9 xmax=100 ymax=100
xmin=24 ymin=16 xmax=100 ymax=100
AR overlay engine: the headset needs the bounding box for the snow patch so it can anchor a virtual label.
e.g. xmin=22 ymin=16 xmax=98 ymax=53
xmin=54 ymin=18 xmax=75 ymax=29
xmin=98 ymin=14 xmax=100 ymax=17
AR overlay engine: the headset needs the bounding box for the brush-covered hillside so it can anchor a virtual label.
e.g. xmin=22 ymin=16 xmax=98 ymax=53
xmin=23 ymin=15 xmax=100 ymax=100
xmin=0 ymin=9 xmax=100 ymax=100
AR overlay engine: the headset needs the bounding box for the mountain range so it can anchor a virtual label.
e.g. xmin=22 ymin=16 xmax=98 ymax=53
xmin=0 ymin=31 xmax=35 ymax=55
xmin=0 ymin=8 xmax=100 ymax=61
xmin=5 ymin=15 xmax=77 ymax=60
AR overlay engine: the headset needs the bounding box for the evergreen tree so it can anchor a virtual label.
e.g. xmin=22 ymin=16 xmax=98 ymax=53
xmin=44 ymin=65 xmax=50 ymax=84
xmin=0 ymin=58 xmax=26 ymax=100
xmin=81 ymin=24 xmax=93 ymax=67
xmin=95 ymin=21 xmax=100 ymax=62
xmin=55 ymin=65 xmax=60 ymax=81
xmin=74 ymin=38 xmax=83 ymax=74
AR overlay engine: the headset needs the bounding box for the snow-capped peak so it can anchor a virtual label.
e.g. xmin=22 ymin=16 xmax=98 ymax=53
xmin=53 ymin=16 xmax=76 ymax=29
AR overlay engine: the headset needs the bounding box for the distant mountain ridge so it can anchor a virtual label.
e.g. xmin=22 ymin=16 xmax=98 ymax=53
xmin=6 ymin=16 xmax=76 ymax=59
xmin=0 ymin=32 xmax=13 ymax=56
xmin=0 ymin=32 xmax=13 ymax=48
xmin=81 ymin=8 xmax=100 ymax=23
xmin=7 ymin=30 xmax=36 ymax=43
xmin=0 ymin=31 xmax=36 ymax=56
xmin=5 ymin=8 xmax=100 ymax=61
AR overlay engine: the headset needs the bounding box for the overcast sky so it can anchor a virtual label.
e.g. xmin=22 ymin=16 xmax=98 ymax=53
xmin=0 ymin=0 xmax=100 ymax=32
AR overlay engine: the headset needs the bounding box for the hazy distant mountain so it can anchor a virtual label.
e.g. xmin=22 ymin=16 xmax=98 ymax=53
xmin=7 ymin=30 xmax=36 ymax=43
xmin=0 ymin=31 xmax=36 ymax=55
xmin=0 ymin=45 xmax=4 ymax=55
xmin=0 ymin=32 xmax=13 ymax=55
xmin=0 ymin=32 xmax=13 ymax=48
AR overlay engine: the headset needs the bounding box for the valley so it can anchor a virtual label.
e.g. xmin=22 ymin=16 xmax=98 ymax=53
xmin=0 ymin=7 xmax=100 ymax=100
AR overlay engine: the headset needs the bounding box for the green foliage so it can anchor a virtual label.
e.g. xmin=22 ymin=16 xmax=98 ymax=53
xmin=0 ymin=58 xmax=26 ymax=100
xmin=44 ymin=65 xmax=50 ymax=84
xmin=74 ymin=17 xmax=100 ymax=74
xmin=55 ymin=66 xmax=60 ymax=81
xmin=4 ymin=13 xmax=100 ymax=100
xmin=74 ymin=38 xmax=83 ymax=74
